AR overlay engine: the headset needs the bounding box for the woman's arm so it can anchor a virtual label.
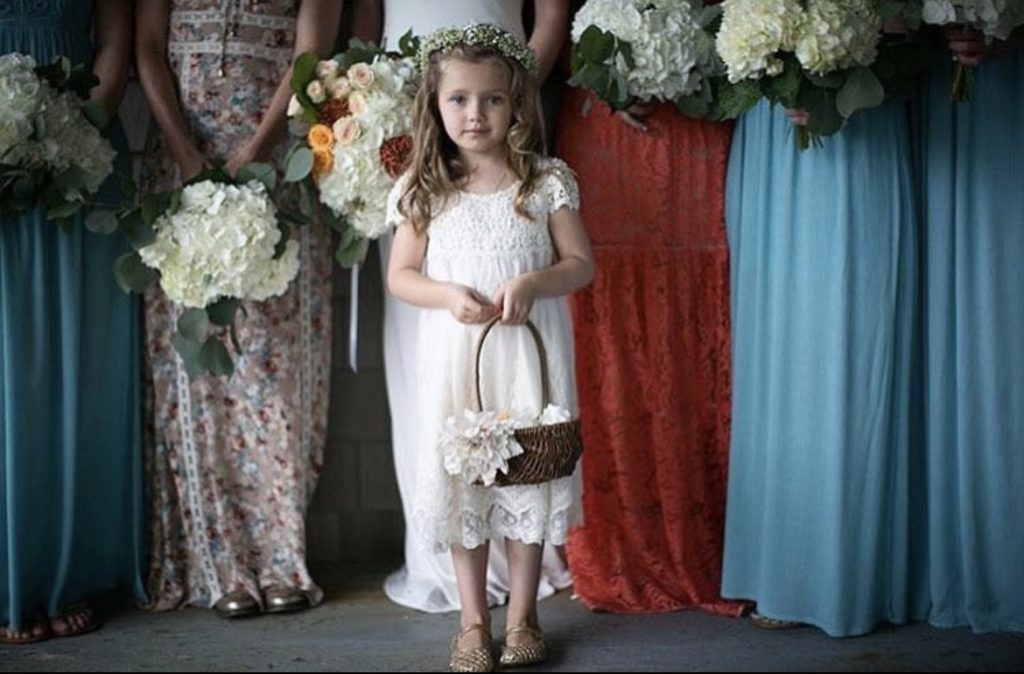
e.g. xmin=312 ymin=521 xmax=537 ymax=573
xmin=91 ymin=0 xmax=132 ymax=113
xmin=226 ymin=0 xmax=343 ymax=174
xmin=388 ymin=221 xmax=498 ymax=324
xmin=491 ymin=206 xmax=595 ymax=324
xmin=349 ymin=0 xmax=382 ymax=44
xmin=527 ymin=0 xmax=570 ymax=82
xmin=135 ymin=0 xmax=207 ymax=180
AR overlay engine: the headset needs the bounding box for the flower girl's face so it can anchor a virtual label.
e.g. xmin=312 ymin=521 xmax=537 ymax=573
xmin=436 ymin=57 xmax=512 ymax=159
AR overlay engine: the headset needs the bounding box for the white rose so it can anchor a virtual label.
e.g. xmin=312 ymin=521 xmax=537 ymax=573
xmin=306 ymin=80 xmax=326 ymax=104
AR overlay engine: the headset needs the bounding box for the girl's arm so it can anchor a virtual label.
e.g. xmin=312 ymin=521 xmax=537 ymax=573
xmin=91 ymin=0 xmax=132 ymax=113
xmin=527 ymin=0 xmax=570 ymax=82
xmin=135 ymin=0 xmax=208 ymax=180
xmin=492 ymin=206 xmax=595 ymax=324
xmin=226 ymin=0 xmax=343 ymax=174
xmin=388 ymin=221 xmax=498 ymax=324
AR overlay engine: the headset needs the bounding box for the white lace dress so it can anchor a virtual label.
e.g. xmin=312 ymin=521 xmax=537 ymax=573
xmin=386 ymin=157 xmax=584 ymax=552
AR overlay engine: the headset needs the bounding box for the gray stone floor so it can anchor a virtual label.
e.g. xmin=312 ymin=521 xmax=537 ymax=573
xmin=2 ymin=565 xmax=1022 ymax=672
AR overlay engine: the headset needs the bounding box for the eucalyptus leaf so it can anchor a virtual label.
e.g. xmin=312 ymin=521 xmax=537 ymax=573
xmin=675 ymin=94 xmax=709 ymax=119
xmin=579 ymin=25 xmax=615 ymax=64
xmin=120 ymin=208 xmax=157 ymax=250
xmin=800 ymin=87 xmax=844 ymax=137
xmin=113 ymin=251 xmax=158 ymax=293
xmin=200 ymin=337 xmax=235 ymax=377
xmin=836 ymin=66 xmax=884 ymax=119
xmin=177 ymin=308 xmax=209 ymax=341
xmin=207 ymin=297 xmax=240 ymax=327
xmin=85 ymin=209 xmax=119 ymax=234
xmin=335 ymin=235 xmax=369 ymax=269
xmin=171 ymin=332 xmax=204 ymax=380
xmin=12 ymin=175 xmax=36 ymax=200
xmin=45 ymin=200 xmax=82 ymax=220
xmin=274 ymin=222 xmax=292 ymax=260
xmin=285 ymin=147 xmax=314 ymax=183
xmin=237 ymin=162 xmax=277 ymax=192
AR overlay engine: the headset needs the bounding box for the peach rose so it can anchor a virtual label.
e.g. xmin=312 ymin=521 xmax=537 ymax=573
xmin=347 ymin=62 xmax=375 ymax=89
xmin=347 ymin=91 xmax=368 ymax=116
xmin=307 ymin=124 xmax=335 ymax=151
xmin=312 ymin=147 xmax=334 ymax=179
xmin=333 ymin=117 xmax=361 ymax=146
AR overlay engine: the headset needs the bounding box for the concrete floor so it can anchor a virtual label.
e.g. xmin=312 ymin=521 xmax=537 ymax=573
xmin=2 ymin=565 xmax=1022 ymax=672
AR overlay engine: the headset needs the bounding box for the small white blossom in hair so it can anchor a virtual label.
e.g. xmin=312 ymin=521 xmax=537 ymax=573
xmin=417 ymin=22 xmax=538 ymax=74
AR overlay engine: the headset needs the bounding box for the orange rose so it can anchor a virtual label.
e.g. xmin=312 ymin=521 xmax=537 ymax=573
xmin=307 ymin=124 xmax=335 ymax=151
xmin=312 ymin=148 xmax=334 ymax=179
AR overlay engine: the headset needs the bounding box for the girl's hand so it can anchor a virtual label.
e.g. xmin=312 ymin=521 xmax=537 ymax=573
xmin=491 ymin=276 xmax=536 ymax=326
xmin=947 ymin=25 xmax=986 ymax=66
xmin=446 ymin=284 xmax=498 ymax=324
xmin=785 ymin=108 xmax=809 ymax=126
xmin=615 ymin=101 xmax=655 ymax=132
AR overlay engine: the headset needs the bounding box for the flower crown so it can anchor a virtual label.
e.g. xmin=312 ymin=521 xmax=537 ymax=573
xmin=417 ymin=23 xmax=537 ymax=74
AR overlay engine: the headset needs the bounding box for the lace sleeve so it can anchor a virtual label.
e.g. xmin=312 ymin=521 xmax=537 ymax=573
xmin=386 ymin=173 xmax=410 ymax=230
xmin=543 ymin=158 xmax=580 ymax=214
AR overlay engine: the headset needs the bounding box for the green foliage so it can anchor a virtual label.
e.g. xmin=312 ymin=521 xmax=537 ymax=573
xmin=568 ymin=25 xmax=635 ymax=111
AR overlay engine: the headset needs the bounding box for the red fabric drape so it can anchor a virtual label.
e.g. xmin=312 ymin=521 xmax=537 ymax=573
xmin=555 ymin=88 xmax=745 ymax=615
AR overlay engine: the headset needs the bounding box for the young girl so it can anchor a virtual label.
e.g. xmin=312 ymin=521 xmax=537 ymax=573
xmin=387 ymin=23 xmax=594 ymax=672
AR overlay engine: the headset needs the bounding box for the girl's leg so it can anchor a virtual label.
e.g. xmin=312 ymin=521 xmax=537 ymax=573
xmin=451 ymin=542 xmax=491 ymax=646
xmin=504 ymin=539 xmax=543 ymax=629
xmin=501 ymin=539 xmax=548 ymax=667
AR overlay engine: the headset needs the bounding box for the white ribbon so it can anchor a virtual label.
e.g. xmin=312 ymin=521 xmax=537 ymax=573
xmin=348 ymin=262 xmax=360 ymax=372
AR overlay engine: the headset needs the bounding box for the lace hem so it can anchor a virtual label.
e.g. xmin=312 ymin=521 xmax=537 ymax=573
xmin=412 ymin=491 xmax=579 ymax=553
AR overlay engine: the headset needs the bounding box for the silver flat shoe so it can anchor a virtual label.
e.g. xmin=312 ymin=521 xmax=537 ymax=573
xmin=213 ymin=590 xmax=260 ymax=619
xmin=263 ymin=586 xmax=310 ymax=614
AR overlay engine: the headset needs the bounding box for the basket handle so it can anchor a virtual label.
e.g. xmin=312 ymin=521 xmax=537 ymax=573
xmin=473 ymin=316 xmax=550 ymax=413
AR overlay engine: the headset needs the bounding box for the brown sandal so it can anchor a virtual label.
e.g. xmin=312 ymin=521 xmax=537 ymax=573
xmin=499 ymin=624 xmax=548 ymax=667
xmin=49 ymin=603 xmax=101 ymax=637
xmin=0 ymin=614 xmax=53 ymax=645
xmin=449 ymin=623 xmax=494 ymax=672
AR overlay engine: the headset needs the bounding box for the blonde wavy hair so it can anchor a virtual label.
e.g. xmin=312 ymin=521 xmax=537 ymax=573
xmin=399 ymin=43 xmax=545 ymax=234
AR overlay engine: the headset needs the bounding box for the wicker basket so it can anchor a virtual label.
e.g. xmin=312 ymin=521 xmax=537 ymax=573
xmin=473 ymin=317 xmax=583 ymax=487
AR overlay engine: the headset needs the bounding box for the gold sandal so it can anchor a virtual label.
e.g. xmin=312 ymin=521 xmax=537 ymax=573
xmin=499 ymin=624 xmax=548 ymax=667
xmin=449 ymin=623 xmax=494 ymax=672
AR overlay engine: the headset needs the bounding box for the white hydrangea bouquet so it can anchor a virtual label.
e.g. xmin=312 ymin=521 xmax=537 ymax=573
xmin=114 ymin=166 xmax=298 ymax=378
xmin=0 ymin=53 xmax=121 ymax=229
xmin=282 ymin=35 xmax=419 ymax=268
xmin=440 ymin=404 xmax=574 ymax=487
xmin=569 ymin=0 xmax=725 ymax=118
xmin=716 ymin=0 xmax=927 ymax=149
xmin=918 ymin=0 xmax=1024 ymax=100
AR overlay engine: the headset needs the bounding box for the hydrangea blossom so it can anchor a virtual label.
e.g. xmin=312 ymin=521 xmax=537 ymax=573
xmin=139 ymin=180 xmax=299 ymax=309
xmin=717 ymin=0 xmax=881 ymax=81
xmin=921 ymin=0 xmax=1024 ymax=39
xmin=572 ymin=0 xmax=718 ymax=101
xmin=0 ymin=53 xmax=114 ymax=196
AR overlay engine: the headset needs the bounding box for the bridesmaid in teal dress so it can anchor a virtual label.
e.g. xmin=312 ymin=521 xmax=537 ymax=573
xmin=917 ymin=27 xmax=1024 ymax=633
xmin=721 ymin=98 xmax=926 ymax=636
xmin=0 ymin=0 xmax=143 ymax=644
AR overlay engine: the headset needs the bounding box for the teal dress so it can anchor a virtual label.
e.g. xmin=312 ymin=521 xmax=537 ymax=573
xmin=917 ymin=47 xmax=1024 ymax=633
xmin=722 ymin=100 xmax=926 ymax=636
xmin=0 ymin=0 xmax=144 ymax=631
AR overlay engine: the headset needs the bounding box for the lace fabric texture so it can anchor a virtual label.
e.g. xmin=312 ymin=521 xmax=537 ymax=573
xmin=555 ymin=89 xmax=746 ymax=615
xmin=389 ymin=157 xmax=584 ymax=552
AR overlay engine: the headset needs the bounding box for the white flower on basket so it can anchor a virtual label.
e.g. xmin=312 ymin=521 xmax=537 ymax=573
xmin=440 ymin=404 xmax=575 ymax=486
xmin=0 ymin=53 xmax=115 ymax=196
xmin=440 ymin=410 xmax=524 ymax=487
xmin=921 ymin=0 xmax=1024 ymax=40
xmin=313 ymin=54 xmax=417 ymax=239
xmin=571 ymin=0 xmax=717 ymax=101
xmin=139 ymin=180 xmax=299 ymax=309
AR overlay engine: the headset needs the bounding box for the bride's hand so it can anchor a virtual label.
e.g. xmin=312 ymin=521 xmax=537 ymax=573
xmin=785 ymin=108 xmax=809 ymax=126
xmin=616 ymin=102 xmax=655 ymax=132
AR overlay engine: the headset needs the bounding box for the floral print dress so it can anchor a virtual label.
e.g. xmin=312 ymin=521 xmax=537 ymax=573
xmin=140 ymin=0 xmax=332 ymax=610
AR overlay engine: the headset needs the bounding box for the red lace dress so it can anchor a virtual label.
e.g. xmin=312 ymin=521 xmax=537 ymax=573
xmin=555 ymin=89 xmax=745 ymax=615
